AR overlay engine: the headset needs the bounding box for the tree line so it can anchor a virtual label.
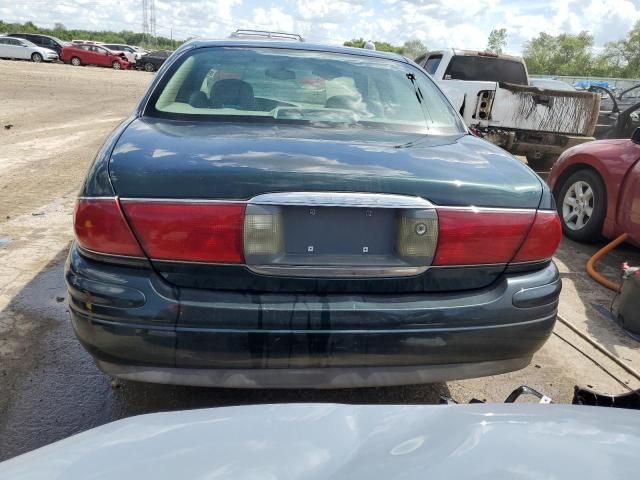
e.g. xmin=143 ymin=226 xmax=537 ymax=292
xmin=0 ymin=20 xmax=179 ymax=50
xmin=345 ymin=21 xmax=640 ymax=79
xmin=4 ymin=18 xmax=640 ymax=78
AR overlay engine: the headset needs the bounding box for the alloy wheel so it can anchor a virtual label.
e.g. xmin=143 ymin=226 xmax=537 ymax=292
xmin=562 ymin=180 xmax=594 ymax=230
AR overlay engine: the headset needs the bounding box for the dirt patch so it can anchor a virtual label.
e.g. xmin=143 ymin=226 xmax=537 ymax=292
xmin=0 ymin=60 xmax=152 ymax=220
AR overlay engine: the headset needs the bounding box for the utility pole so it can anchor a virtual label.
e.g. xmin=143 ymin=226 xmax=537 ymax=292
xmin=150 ymin=0 xmax=156 ymax=38
xmin=142 ymin=0 xmax=149 ymax=43
xmin=142 ymin=0 xmax=156 ymax=44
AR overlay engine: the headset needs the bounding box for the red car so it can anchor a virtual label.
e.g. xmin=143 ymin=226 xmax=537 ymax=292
xmin=60 ymin=44 xmax=129 ymax=69
xmin=548 ymin=128 xmax=640 ymax=243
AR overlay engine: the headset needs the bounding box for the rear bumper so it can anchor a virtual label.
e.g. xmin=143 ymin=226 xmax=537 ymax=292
xmin=65 ymin=244 xmax=561 ymax=388
xmin=95 ymin=357 xmax=532 ymax=389
xmin=482 ymin=129 xmax=594 ymax=156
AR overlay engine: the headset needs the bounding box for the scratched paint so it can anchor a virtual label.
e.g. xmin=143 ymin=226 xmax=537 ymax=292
xmin=493 ymin=85 xmax=600 ymax=136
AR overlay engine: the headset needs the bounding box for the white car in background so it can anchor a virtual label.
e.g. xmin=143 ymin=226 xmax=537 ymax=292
xmin=0 ymin=36 xmax=58 ymax=62
xmin=100 ymin=43 xmax=142 ymax=64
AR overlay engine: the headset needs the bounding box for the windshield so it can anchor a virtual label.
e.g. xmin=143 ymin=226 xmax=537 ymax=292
xmin=147 ymin=47 xmax=465 ymax=135
xmin=444 ymin=55 xmax=528 ymax=85
xmin=49 ymin=36 xmax=67 ymax=46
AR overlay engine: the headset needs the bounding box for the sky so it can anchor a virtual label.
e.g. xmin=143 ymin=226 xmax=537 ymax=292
xmin=1 ymin=0 xmax=640 ymax=54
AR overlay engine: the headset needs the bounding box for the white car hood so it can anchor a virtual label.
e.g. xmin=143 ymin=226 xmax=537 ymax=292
xmin=0 ymin=403 xmax=638 ymax=479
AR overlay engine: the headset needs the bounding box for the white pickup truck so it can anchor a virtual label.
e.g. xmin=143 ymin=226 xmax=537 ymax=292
xmin=415 ymin=49 xmax=601 ymax=170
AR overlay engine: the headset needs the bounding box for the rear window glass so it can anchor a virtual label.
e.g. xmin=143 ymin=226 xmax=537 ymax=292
xmin=444 ymin=55 xmax=528 ymax=85
xmin=424 ymin=55 xmax=442 ymax=75
xmin=146 ymin=47 xmax=464 ymax=135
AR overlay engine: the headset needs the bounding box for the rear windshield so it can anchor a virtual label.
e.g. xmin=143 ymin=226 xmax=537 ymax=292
xmin=444 ymin=55 xmax=528 ymax=85
xmin=146 ymin=47 xmax=465 ymax=135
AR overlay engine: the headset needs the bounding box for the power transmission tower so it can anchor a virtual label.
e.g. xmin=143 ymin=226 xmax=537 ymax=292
xmin=142 ymin=0 xmax=149 ymax=35
xmin=149 ymin=0 xmax=156 ymax=37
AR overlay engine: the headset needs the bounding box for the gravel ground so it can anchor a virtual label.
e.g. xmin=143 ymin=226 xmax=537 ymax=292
xmin=1 ymin=60 xmax=639 ymax=461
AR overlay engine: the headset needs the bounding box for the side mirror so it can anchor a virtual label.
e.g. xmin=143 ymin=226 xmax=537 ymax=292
xmin=632 ymin=127 xmax=640 ymax=144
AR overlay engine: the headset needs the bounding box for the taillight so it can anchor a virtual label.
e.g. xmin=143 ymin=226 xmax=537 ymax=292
xmin=74 ymin=198 xmax=144 ymax=257
xmin=433 ymin=209 xmax=535 ymax=265
xmin=512 ymin=211 xmax=562 ymax=262
xmin=121 ymin=201 xmax=245 ymax=263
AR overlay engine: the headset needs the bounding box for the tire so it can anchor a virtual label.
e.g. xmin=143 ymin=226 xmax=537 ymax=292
xmin=112 ymin=61 xmax=121 ymax=70
xmin=555 ymin=169 xmax=607 ymax=242
xmin=526 ymin=153 xmax=558 ymax=172
xmin=144 ymin=62 xmax=155 ymax=72
xmin=70 ymin=56 xmax=82 ymax=66
xmin=31 ymin=52 xmax=43 ymax=63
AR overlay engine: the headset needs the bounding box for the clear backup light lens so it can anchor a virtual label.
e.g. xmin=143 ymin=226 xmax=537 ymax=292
xmin=396 ymin=210 xmax=438 ymax=261
xmin=244 ymin=211 xmax=283 ymax=256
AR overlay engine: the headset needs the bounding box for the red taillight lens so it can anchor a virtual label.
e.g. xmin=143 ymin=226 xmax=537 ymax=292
xmin=433 ymin=209 xmax=535 ymax=265
xmin=74 ymin=198 xmax=144 ymax=257
xmin=121 ymin=202 xmax=245 ymax=263
xmin=513 ymin=211 xmax=562 ymax=262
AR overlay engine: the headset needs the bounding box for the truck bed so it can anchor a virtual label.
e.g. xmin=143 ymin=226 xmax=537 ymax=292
xmin=492 ymin=83 xmax=600 ymax=136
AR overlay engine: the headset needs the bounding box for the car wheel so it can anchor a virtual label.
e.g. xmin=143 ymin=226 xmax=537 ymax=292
xmin=526 ymin=153 xmax=558 ymax=172
xmin=70 ymin=57 xmax=82 ymax=66
xmin=556 ymin=169 xmax=606 ymax=242
xmin=112 ymin=61 xmax=121 ymax=70
xmin=144 ymin=62 xmax=155 ymax=72
xmin=31 ymin=52 xmax=43 ymax=63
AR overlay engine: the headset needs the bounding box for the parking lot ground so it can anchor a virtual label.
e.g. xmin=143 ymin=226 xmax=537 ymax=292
xmin=1 ymin=61 xmax=640 ymax=461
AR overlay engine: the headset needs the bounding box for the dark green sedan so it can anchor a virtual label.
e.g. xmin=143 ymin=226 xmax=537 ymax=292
xmin=65 ymin=38 xmax=562 ymax=388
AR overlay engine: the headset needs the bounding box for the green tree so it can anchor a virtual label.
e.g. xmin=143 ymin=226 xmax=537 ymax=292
xmin=402 ymin=39 xmax=428 ymax=60
xmin=602 ymin=21 xmax=640 ymax=78
xmin=343 ymin=38 xmax=405 ymax=54
xmin=486 ymin=28 xmax=507 ymax=54
xmin=523 ymin=31 xmax=594 ymax=76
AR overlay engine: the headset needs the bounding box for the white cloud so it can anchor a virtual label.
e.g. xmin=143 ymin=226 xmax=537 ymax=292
xmin=0 ymin=0 xmax=639 ymax=54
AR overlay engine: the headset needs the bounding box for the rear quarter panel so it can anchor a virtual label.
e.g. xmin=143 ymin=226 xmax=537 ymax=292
xmin=617 ymin=159 xmax=640 ymax=243
xmin=549 ymin=139 xmax=640 ymax=238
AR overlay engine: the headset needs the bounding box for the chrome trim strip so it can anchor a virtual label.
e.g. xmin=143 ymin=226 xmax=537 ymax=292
xmin=78 ymin=246 xmax=146 ymax=261
xmin=77 ymin=196 xmax=118 ymax=201
xmin=435 ymin=205 xmax=535 ymax=214
xmin=151 ymin=258 xmax=242 ymax=266
xmin=115 ymin=196 xmax=538 ymax=213
xmin=246 ymin=265 xmax=428 ymax=278
xmin=509 ymin=258 xmax=553 ymax=265
xmin=119 ymin=197 xmax=247 ymax=204
xmin=248 ymin=192 xmax=435 ymax=209
xmin=432 ymin=263 xmax=507 ymax=269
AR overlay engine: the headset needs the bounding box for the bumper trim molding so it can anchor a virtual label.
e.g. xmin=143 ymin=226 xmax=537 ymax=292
xmin=96 ymin=357 xmax=531 ymax=389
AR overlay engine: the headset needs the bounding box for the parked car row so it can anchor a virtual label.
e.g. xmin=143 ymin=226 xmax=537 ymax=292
xmin=0 ymin=32 xmax=172 ymax=71
xmin=0 ymin=35 xmax=59 ymax=62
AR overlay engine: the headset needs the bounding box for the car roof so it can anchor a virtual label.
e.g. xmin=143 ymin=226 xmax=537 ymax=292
xmin=182 ymin=39 xmax=408 ymax=63
xmin=9 ymin=32 xmax=51 ymax=38
xmin=426 ymin=48 xmax=524 ymax=63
